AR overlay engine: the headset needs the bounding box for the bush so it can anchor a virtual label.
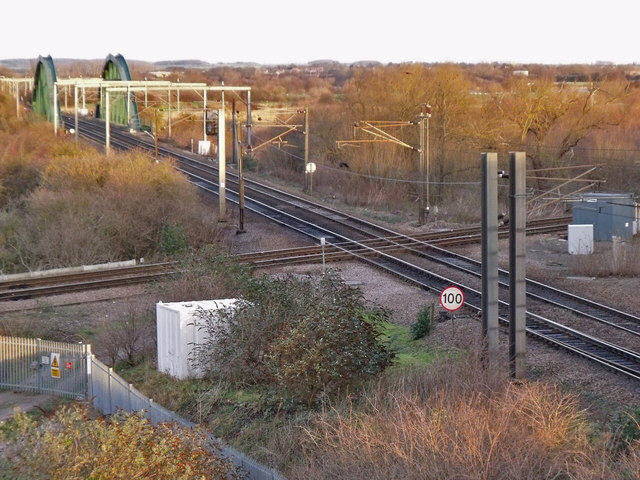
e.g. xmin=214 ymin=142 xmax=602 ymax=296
xmin=192 ymin=272 xmax=395 ymax=405
xmin=0 ymin=146 xmax=218 ymax=272
xmin=611 ymin=407 xmax=640 ymax=451
xmin=94 ymin=302 xmax=156 ymax=367
xmin=160 ymin=221 xmax=189 ymax=256
xmin=411 ymin=303 xmax=434 ymax=339
xmin=1 ymin=405 xmax=242 ymax=479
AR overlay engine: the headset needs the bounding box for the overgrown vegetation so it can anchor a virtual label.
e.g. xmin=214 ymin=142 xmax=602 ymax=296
xmin=192 ymin=272 xmax=395 ymax=406
xmin=0 ymin=101 xmax=218 ymax=273
xmin=570 ymin=237 xmax=640 ymax=277
xmin=289 ymin=358 xmax=640 ymax=480
xmin=0 ymin=405 xmax=241 ymax=479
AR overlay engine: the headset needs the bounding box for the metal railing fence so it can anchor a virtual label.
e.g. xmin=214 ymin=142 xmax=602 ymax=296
xmin=0 ymin=335 xmax=88 ymax=399
xmin=0 ymin=336 xmax=285 ymax=480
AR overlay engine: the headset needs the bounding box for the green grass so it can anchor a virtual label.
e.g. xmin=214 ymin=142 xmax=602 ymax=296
xmin=379 ymin=322 xmax=451 ymax=367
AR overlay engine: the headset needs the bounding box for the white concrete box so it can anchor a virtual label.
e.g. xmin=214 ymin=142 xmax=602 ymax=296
xmin=156 ymin=299 xmax=238 ymax=380
xmin=198 ymin=140 xmax=211 ymax=155
xmin=568 ymin=224 xmax=594 ymax=255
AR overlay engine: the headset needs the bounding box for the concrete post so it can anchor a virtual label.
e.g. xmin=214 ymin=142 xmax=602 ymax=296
xmin=304 ymin=108 xmax=310 ymax=192
xmin=53 ymin=83 xmax=58 ymax=134
xmin=509 ymin=151 xmax=527 ymax=379
xmin=481 ymin=152 xmax=499 ymax=364
xmin=246 ymin=89 xmax=252 ymax=151
xmin=105 ymin=90 xmax=110 ymax=156
xmin=419 ymin=117 xmax=426 ymax=225
xmin=168 ymin=86 xmax=172 ymax=138
xmin=218 ymin=107 xmax=226 ymax=220
xmin=74 ymin=85 xmax=78 ymax=142
xmin=203 ymin=89 xmax=207 ymax=141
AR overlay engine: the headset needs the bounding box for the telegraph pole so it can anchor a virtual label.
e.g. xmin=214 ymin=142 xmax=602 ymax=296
xmin=509 ymin=152 xmax=527 ymax=379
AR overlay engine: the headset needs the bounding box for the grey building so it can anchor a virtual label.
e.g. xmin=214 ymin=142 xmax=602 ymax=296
xmin=572 ymin=193 xmax=636 ymax=241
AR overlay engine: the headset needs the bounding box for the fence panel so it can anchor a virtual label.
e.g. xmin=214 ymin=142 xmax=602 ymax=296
xmin=0 ymin=336 xmax=87 ymax=399
xmin=88 ymin=356 xmax=286 ymax=480
xmin=1 ymin=338 xmax=285 ymax=480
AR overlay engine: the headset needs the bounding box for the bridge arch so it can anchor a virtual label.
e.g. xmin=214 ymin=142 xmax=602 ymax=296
xmin=32 ymin=55 xmax=61 ymax=123
xmin=98 ymin=54 xmax=140 ymax=130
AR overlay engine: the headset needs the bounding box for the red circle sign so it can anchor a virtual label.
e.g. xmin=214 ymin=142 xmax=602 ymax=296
xmin=440 ymin=286 xmax=464 ymax=311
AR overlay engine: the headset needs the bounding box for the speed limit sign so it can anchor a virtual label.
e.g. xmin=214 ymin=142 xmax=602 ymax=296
xmin=440 ymin=286 xmax=464 ymax=312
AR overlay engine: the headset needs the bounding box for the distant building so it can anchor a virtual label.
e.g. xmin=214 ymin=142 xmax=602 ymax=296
xmin=149 ymin=71 xmax=172 ymax=78
xmin=513 ymin=70 xmax=529 ymax=76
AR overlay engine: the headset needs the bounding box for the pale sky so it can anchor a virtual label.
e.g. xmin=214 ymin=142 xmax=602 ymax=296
xmin=2 ymin=0 xmax=637 ymax=65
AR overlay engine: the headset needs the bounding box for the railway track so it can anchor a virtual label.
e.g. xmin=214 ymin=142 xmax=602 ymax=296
xmin=0 ymin=263 xmax=177 ymax=301
xmin=59 ymin=115 xmax=640 ymax=381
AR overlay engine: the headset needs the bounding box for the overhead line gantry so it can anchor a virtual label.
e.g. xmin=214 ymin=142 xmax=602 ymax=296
xmin=29 ymin=54 xmax=253 ymax=222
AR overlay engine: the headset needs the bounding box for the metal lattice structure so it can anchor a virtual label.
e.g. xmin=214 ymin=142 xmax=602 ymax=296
xmin=32 ymin=55 xmax=61 ymax=123
xmin=97 ymin=54 xmax=141 ymax=129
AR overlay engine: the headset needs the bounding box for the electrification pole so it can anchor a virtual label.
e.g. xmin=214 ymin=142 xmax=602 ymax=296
xmin=105 ymin=90 xmax=110 ymax=156
xmin=203 ymin=89 xmax=207 ymax=142
xmin=154 ymin=108 xmax=159 ymax=161
xmin=246 ymin=90 xmax=252 ymax=152
xmin=481 ymin=152 xmax=499 ymax=364
xmin=235 ymin=102 xmax=246 ymax=233
xmin=218 ymin=107 xmax=226 ymax=220
xmin=417 ymin=105 xmax=432 ymax=225
xmin=53 ymin=84 xmax=58 ymax=135
xmin=304 ymin=108 xmax=310 ymax=192
xmin=509 ymin=151 xmax=527 ymax=379
xmin=74 ymin=85 xmax=78 ymax=141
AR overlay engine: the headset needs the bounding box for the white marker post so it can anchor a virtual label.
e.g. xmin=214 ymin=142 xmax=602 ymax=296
xmin=320 ymin=237 xmax=326 ymax=271
xmin=306 ymin=162 xmax=316 ymax=194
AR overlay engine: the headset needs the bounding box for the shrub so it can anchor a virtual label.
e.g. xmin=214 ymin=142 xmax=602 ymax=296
xmin=160 ymin=221 xmax=189 ymax=256
xmin=611 ymin=407 xmax=640 ymax=451
xmin=94 ymin=302 xmax=156 ymax=367
xmin=0 ymin=145 xmax=218 ymax=271
xmin=2 ymin=405 xmax=242 ymax=479
xmin=411 ymin=303 xmax=434 ymax=339
xmin=192 ymin=272 xmax=395 ymax=405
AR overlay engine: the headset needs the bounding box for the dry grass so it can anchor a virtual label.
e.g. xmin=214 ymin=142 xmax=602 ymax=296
xmin=570 ymin=237 xmax=640 ymax=277
xmin=283 ymin=353 xmax=639 ymax=480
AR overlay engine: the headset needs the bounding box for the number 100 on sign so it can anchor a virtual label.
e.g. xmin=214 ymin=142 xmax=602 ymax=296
xmin=440 ymin=286 xmax=464 ymax=312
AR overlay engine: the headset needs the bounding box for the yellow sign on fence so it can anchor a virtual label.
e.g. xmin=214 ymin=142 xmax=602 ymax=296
xmin=51 ymin=353 xmax=60 ymax=379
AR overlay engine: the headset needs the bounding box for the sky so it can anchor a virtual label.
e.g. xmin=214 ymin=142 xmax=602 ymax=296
xmin=2 ymin=0 xmax=637 ymax=65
